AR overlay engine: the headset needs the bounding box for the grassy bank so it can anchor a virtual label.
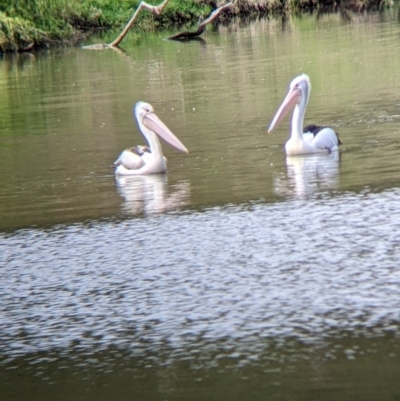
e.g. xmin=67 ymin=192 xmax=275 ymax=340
xmin=0 ymin=0 xmax=396 ymax=51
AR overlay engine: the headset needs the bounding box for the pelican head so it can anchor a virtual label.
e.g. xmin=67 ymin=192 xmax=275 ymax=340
xmin=135 ymin=101 xmax=188 ymax=154
xmin=268 ymin=74 xmax=311 ymax=133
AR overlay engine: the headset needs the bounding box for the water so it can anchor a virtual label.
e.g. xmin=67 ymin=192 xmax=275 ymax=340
xmin=1 ymin=11 xmax=400 ymax=401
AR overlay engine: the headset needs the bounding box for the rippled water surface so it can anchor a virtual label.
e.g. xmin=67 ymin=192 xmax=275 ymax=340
xmin=1 ymin=10 xmax=400 ymax=401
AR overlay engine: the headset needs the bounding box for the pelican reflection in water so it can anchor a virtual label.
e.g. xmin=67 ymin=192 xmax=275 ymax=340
xmin=274 ymin=153 xmax=340 ymax=199
xmin=116 ymin=175 xmax=190 ymax=215
xmin=114 ymin=101 xmax=188 ymax=175
xmin=268 ymin=74 xmax=341 ymax=155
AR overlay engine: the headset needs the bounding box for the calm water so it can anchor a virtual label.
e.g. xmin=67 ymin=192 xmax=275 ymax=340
xmin=1 ymin=10 xmax=400 ymax=401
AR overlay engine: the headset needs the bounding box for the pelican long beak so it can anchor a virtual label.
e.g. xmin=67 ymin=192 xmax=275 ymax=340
xmin=268 ymin=86 xmax=301 ymax=133
xmin=143 ymin=112 xmax=189 ymax=153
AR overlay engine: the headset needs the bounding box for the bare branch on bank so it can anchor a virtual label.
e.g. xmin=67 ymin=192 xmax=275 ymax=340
xmin=82 ymin=0 xmax=171 ymax=50
xmin=82 ymin=1 xmax=233 ymax=50
xmin=168 ymin=2 xmax=232 ymax=40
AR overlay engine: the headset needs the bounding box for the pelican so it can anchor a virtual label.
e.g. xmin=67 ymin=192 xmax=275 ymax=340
xmin=268 ymin=74 xmax=341 ymax=155
xmin=114 ymin=101 xmax=188 ymax=175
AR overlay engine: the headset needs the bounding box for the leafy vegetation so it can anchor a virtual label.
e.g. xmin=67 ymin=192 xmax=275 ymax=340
xmin=0 ymin=0 xmax=397 ymax=51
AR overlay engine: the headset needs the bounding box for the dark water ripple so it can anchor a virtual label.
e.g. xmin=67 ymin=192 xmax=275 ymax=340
xmin=1 ymin=189 xmax=400 ymax=360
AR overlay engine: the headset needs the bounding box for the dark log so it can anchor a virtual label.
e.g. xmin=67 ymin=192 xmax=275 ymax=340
xmin=167 ymin=2 xmax=232 ymax=40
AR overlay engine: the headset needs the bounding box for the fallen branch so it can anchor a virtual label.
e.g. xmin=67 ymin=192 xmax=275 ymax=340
xmin=168 ymin=2 xmax=232 ymax=40
xmin=82 ymin=0 xmax=171 ymax=50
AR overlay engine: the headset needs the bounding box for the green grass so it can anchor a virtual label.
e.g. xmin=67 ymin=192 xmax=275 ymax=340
xmin=0 ymin=0 xmax=212 ymax=50
xmin=0 ymin=12 xmax=46 ymax=51
xmin=0 ymin=0 xmax=398 ymax=51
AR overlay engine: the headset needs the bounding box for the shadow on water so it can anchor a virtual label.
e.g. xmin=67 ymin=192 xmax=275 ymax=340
xmin=1 ymin=335 xmax=400 ymax=401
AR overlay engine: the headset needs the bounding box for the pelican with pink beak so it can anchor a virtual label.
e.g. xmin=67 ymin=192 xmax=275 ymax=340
xmin=268 ymin=74 xmax=341 ymax=155
xmin=114 ymin=101 xmax=188 ymax=175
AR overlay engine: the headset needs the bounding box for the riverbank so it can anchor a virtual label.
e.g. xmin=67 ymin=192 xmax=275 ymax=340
xmin=0 ymin=0 xmax=396 ymax=51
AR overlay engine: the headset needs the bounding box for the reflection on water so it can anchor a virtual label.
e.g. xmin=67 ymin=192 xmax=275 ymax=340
xmin=2 ymin=188 xmax=400 ymax=357
xmin=2 ymin=9 xmax=400 ymax=401
xmin=2 ymin=187 xmax=400 ymax=400
xmin=2 ymin=11 xmax=400 ymax=228
xmin=274 ymin=153 xmax=340 ymax=199
xmin=115 ymin=175 xmax=190 ymax=215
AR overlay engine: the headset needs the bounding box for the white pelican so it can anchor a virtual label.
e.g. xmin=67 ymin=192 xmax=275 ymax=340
xmin=268 ymin=74 xmax=341 ymax=155
xmin=114 ymin=101 xmax=188 ymax=175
